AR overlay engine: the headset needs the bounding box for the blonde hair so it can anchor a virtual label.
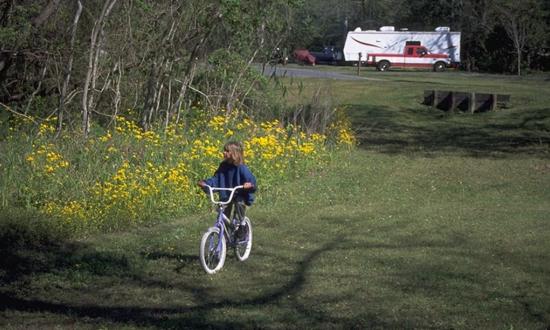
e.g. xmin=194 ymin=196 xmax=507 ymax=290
xmin=224 ymin=141 xmax=244 ymax=165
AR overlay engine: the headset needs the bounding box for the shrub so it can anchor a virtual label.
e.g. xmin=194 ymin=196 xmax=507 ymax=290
xmin=1 ymin=106 xmax=355 ymax=236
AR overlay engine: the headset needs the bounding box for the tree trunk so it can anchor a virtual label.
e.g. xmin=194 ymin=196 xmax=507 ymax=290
xmin=109 ymin=59 xmax=123 ymax=128
xmin=226 ymin=22 xmax=266 ymax=114
xmin=140 ymin=20 xmax=178 ymax=131
xmin=82 ymin=0 xmax=118 ymax=137
xmin=517 ymin=48 xmax=521 ymax=76
xmin=24 ymin=63 xmax=48 ymax=114
xmin=141 ymin=61 xmax=160 ymax=131
xmin=172 ymin=60 xmax=197 ymax=127
xmin=57 ymin=0 xmax=82 ymax=138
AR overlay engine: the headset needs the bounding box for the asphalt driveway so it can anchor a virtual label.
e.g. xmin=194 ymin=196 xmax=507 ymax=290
xmin=256 ymin=64 xmax=382 ymax=81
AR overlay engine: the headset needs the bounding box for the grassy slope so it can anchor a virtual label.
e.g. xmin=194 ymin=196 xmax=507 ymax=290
xmin=287 ymin=68 xmax=550 ymax=156
xmin=1 ymin=70 xmax=549 ymax=329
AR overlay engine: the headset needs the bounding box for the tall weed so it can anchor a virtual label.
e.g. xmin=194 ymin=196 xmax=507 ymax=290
xmin=1 ymin=106 xmax=355 ymax=236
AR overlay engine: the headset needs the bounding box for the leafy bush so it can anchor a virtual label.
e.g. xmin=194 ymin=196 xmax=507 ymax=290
xmin=1 ymin=106 xmax=355 ymax=236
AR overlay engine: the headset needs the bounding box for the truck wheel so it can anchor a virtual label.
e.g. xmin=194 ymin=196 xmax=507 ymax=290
xmin=433 ymin=62 xmax=446 ymax=72
xmin=377 ymin=61 xmax=390 ymax=72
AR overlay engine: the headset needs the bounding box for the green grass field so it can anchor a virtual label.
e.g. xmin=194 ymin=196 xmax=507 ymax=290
xmin=1 ymin=70 xmax=549 ymax=329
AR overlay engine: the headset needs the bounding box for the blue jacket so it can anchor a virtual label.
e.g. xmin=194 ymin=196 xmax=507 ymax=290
xmin=203 ymin=162 xmax=257 ymax=205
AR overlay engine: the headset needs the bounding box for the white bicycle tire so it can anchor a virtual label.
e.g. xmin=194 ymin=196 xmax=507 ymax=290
xmin=199 ymin=227 xmax=226 ymax=274
xmin=235 ymin=217 xmax=253 ymax=261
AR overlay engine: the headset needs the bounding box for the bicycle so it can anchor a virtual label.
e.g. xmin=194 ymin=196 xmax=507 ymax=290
xmin=199 ymin=184 xmax=253 ymax=274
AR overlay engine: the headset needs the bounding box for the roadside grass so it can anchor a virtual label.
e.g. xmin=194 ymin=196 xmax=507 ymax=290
xmin=284 ymin=67 xmax=550 ymax=157
xmin=1 ymin=151 xmax=548 ymax=329
xmin=1 ymin=71 xmax=549 ymax=329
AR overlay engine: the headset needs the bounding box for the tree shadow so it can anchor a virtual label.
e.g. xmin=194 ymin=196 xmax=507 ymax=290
xmin=1 ymin=207 xmax=451 ymax=329
xmin=0 ymin=212 xmax=390 ymax=328
xmin=317 ymin=214 xmax=550 ymax=328
xmin=3 ymin=209 xmax=547 ymax=328
xmin=0 ymin=228 xmax=384 ymax=329
xmin=347 ymin=104 xmax=550 ymax=158
xmin=141 ymin=251 xmax=197 ymax=273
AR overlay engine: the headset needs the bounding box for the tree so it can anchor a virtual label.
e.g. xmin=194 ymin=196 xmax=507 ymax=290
xmin=497 ymin=0 xmax=547 ymax=75
xmin=56 ymin=0 xmax=82 ymax=137
xmin=456 ymin=0 xmax=499 ymax=71
xmin=82 ymin=0 xmax=118 ymax=136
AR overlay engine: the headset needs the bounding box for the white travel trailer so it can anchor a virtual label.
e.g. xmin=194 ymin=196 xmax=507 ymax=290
xmin=343 ymin=26 xmax=461 ymax=71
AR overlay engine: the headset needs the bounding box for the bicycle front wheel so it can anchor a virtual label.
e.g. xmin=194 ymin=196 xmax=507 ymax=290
xmin=235 ymin=217 xmax=253 ymax=261
xmin=199 ymin=227 xmax=226 ymax=274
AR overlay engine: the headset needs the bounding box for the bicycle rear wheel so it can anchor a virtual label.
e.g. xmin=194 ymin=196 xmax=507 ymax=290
xmin=200 ymin=227 xmax=226 ymax=274
xmin=235 ymin=217 xmax=253 ymax=261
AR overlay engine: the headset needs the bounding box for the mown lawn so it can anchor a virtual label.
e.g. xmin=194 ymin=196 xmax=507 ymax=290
xmin=1 ymin=70 xmax=549 ymax=329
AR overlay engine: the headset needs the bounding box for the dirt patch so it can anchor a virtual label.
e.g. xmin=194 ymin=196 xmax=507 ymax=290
xmin=533 ymin=163 xmax=550 ymax=173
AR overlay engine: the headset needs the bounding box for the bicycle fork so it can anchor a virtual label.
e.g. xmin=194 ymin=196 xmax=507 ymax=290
xmin=210 ymin=206 xmax=241 ymax=255
xmin=212 ymin=209 xmax=229 ymax=256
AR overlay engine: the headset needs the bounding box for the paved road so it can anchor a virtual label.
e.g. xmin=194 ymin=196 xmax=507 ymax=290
xmin=256 ymin=64 xmax=382 ymax=81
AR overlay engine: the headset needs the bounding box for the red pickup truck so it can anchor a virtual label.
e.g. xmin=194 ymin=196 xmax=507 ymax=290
xmin=367 ymin=43 xmax=451 ymax=72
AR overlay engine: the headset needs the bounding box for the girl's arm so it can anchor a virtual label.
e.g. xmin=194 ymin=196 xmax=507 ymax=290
xmin=199 ymin=163 xmax=223 ymax=188
xmin=240 ymin=165 xmax=257 ymax=192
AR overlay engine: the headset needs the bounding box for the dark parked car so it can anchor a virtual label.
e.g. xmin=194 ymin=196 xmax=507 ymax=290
xmin=309 ymin=46 xmax=343 ymax=65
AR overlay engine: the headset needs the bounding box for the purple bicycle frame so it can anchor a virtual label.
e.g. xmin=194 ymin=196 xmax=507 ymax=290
xmin=203 ymin=184 xmax=246 ymax=258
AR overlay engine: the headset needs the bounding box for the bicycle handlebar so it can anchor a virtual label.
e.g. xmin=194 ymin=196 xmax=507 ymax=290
xmin=203 ymin=184 xmax=244 ymax=206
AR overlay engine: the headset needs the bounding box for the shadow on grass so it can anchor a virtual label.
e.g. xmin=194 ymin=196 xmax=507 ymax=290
xmin=0 ymin=212 xmax=138 ymax=285
xmin=348 ymin=104 xmax=550 ymax=158
xmin=0 ymin=211 xmax=390 ymax=328
xmin=141 ymin=251 xmax=198 ymax=273
xmin=0 ymin=208 xmax=438 ymax=328
xmin=0 ymin=222 xmax=383 ymax=329
xmin=319 ymin=215 xmax=550 ymax=328
xmin=2 ymin=210 xmax=549 ymax=328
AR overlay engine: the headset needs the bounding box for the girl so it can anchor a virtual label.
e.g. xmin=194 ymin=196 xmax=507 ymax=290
xmin=198 ymin=141 xmax=256 ymax=227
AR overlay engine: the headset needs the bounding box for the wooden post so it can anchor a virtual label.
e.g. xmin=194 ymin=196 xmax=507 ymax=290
xmin=357 ymin=52 xmax=362 ymax=76
xmin=470 ymin=92 xmax=476 ymax=113
xmin=450 ymin=91 xmax=456 ymax=112
xmin=491 ymin=94 xmax=498 ymax=111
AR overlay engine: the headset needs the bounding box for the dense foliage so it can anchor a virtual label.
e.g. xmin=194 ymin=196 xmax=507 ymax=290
xmin=1 ymin=0 xmax=549 ymax=138
xmin=0 ymin=0 xmax=358 ymax=236
xmin=0 ymin=0 xmax=305 ymax=136
xmin=290 ymin=0 xmax=550 ymax=73
xmin=1 ymin=107 xmax=354 ymax=235
xmin=0 ymin=0 xmax=547 ymax=235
